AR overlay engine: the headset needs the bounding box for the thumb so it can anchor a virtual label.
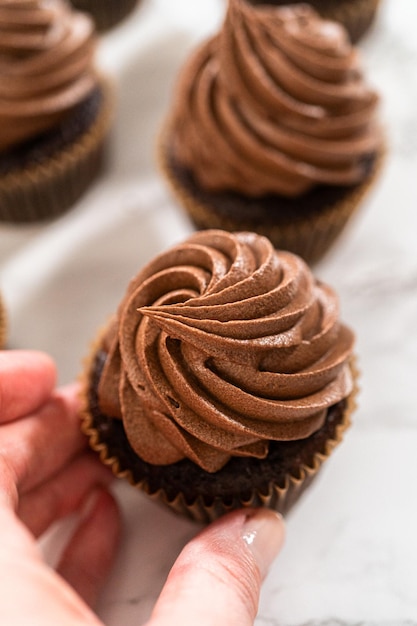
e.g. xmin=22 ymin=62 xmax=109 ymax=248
xmin=146 ymin=508 xmax=285 ymax=626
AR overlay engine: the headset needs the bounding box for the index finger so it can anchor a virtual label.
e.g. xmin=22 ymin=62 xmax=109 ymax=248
xmin=0 ymin=351 xmax=56 ymax=424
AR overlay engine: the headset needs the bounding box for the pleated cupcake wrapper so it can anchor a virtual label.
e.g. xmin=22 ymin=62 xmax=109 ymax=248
xmin=80 ymin=333 xmax=359 ymax=523
xmin=0 ymin=79 xmax=113 ymax=224
xmin=70 ymin=0 xmax=138 ymax=31
xmin=0 ymin=292 xmax=7 ymax=349
xmin=158 ymin=130 xmax=384 ymax=266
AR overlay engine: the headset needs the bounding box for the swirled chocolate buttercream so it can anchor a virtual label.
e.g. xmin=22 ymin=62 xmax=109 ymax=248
xmin=0 ymin=0 xmax=96 ymax=151
xmin=168 ymin=0 xmax=380 ymax=197
xmin=98 ymin=230 xmax=355 ymax=472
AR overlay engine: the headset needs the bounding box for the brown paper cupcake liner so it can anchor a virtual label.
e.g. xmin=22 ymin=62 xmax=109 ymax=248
xmin=70 ymin=0 xmax=138 ymax=31
xmin=0 ymin=293 xmax=7 ymax=349
xmin=0 ymin=79 xmax=113 ymax=224
xmin=158 ymin=131 xmax=384 ymax=266
xmin=80 ymin=330 xmax=358 ymax=523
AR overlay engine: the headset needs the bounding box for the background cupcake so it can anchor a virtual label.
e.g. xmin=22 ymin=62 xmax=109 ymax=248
xmin=81 ymin=230 xmax=357 ymax=522
xmin=159 ymin=0 xmax=383 ymax=265
xmin=0 ymin=0 xmax=113 ymax=223
xmin=69 ymin=0 xmax=138 ymax=32
xmin=247 ymin=0 xmax=381 ymax=43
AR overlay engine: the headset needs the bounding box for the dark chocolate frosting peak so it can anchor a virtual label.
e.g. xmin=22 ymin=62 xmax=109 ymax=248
xmin=98 ymin=231 xmax=355 ymax=472
xmin=168 ymin=0 xmax=381 ymax=197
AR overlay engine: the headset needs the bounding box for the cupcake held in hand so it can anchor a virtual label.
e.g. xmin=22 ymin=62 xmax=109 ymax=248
xmin=159 ymin=0 xmax=383 ymax=264
xmin=0 ymin=0 xmax=113 ymax=223
xmin=81 ymin=230 xmax=358 ymax=522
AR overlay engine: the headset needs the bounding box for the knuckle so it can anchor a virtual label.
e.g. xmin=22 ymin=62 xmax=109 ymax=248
xmin=212 ymin=553 xmax=261 ymax=618
xmin=182 ymin=539 xmax=261 ymax=620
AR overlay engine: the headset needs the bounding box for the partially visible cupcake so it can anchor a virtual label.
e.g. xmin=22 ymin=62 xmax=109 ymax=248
xmin=69 ymin=0 xmax=138 ymax=32
xmin=0 ymin=0 xmax=113 ymax=223
xmin=247 ymin=0 xmax=381 ymax=43
xmin=159 ymin=0 xmax=383 ymax=265
xmin=81 ymin=229 xmax=357 ymax=522
xmin=0 ymin=292 xmax=6 ymax=348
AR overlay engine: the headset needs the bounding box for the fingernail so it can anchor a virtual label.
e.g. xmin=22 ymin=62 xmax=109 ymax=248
xmin=242 ymin=509 xmax=285 ymax=579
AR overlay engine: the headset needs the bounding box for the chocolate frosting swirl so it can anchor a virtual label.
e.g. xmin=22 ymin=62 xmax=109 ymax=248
xmin=98 ymin=230 xmax=355 ymax=472
xmin=168 ymin=0 xmax=381 ymax=197
xmin=0 ymin=0 xmax=96 ymax=152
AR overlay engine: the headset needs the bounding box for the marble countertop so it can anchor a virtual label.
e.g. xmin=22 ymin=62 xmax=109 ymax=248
xmin=1 ymin=0 xmax=417 ymax=624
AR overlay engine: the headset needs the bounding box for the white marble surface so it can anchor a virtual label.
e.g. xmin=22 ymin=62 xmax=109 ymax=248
xmin=1 ymin=0 xmax=417 ymax=624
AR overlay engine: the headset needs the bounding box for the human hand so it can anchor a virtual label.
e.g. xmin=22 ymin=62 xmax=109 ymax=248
xmin=0 ymin=350 xmax=120 ymax=625
xmin=0 ymin=350 xmax=285 ymax=626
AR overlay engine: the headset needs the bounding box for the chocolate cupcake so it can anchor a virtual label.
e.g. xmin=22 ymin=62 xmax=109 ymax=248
xmin=247 ymin=0 xmax=381 ymax=43
xmin=69 ymin=0 xmax=138 ymax=32
xmin=81 ymin=230 xmax=358 ymax=522
xmin=0 ymin=0 xmax=113 ymax=223
xmin=159 ymin=0 xmax=383 ymax=265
